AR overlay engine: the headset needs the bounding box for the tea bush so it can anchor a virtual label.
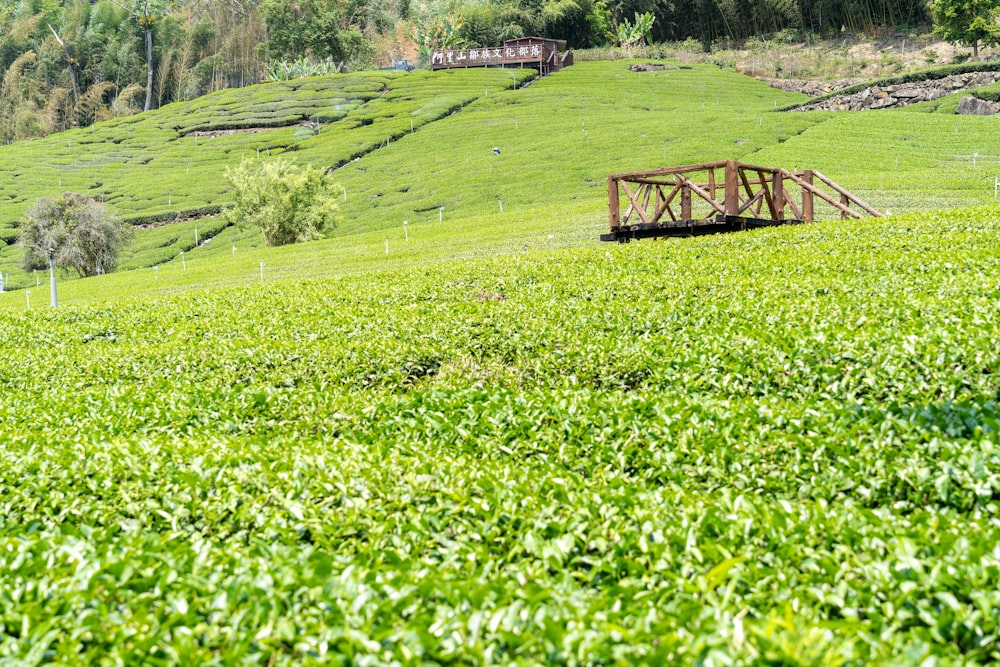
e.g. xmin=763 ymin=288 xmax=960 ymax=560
xmin=1 ymin=208 xmax=1000 ymax=663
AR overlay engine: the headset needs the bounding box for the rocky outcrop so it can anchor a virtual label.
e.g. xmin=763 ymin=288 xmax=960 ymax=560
xmin=956 ymin=95 xmax=1000 ymax=115
xmin=630 ymin=63 xmax=691 ymax=72
xmin=759 ymin=78 xmax=866 ymax=96
xmin=789 ymin=71 xmax=1000 ymax=111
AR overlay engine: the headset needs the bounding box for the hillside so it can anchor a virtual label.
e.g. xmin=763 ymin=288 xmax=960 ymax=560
xmin=5 ymin=59 xmax=1000 ymax=298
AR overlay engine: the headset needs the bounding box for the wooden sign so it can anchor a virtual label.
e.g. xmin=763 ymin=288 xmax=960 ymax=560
xmin=431 ymin=44 xmax=550 ymax=69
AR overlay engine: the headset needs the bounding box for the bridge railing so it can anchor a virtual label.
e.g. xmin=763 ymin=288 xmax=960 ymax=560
xmin=607 ymin=160 xmax=882 ymax=232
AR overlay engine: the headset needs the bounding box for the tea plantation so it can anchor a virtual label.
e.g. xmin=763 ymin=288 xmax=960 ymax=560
xmin=1 ymin=60 xmax=1000 ymax=664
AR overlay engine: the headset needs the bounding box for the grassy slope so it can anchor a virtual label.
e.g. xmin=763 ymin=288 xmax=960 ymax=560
xmin=5 ymin=60 xmax=1000 ymax=298
xmin=0 ymin=67 xmax=537 ymax=283
xmin=2 ymin=62 xmax=1000 ymax=663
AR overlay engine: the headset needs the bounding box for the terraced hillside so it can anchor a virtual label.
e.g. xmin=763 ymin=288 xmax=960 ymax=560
xmin=0 ymin=68 xmax=536 ymax=282
xmin=6 ymin=59 xmax=1000 ymax=293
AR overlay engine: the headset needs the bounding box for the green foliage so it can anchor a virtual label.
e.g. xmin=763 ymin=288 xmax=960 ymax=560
xmin=585 ymin=0 xmax=615 ymax=46
xmin=614 ymin=11 xmax=655 ymax=54
xmin=223 ymin=158 xmax=340 ymax=245
xmin=414 ymin=13 xmax=465 ymax=63
xmin=931 ymin=0 xmax=1000 ymax=57
xmin=0 ymin=0 xmax=266 ymax=140
xmin=263 ymin=57 xmax=343 ymax=82
xmin=18 ymin=192 xmax=132 ymax=277
xmin=2 ymin=208 xmax=1000 ymax=661
xmin=0 ymin=66 xmax=536 ymax=288
xmin=4 ymin=57 xmax=1000 ymax=664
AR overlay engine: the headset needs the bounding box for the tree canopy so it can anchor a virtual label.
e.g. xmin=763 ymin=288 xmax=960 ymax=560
xmin=223 ymin=159 xmax=340 ymax=246
xmin=931 ymin=0 xmax=1000 ymax=58
xmin=19 ymin=193 xmax=133 ymax=278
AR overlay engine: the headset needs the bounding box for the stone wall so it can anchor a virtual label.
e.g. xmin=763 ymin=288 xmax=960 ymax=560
xmin=783 ymin=71 xmax=1000 ymax=112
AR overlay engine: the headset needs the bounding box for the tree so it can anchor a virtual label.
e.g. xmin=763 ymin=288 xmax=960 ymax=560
xmin=931 ymin=0 xmax=1000 ymax=59
xmin=223 ymin=159 xmax=339 ymax=246
xmin=19 ymin=193 xmax=133 ymax=278
xmin=47 ymin=24 xmax=79 ymax=106
xmin=258 ymin=0 xmax=351 ymax=61
xmin=614 ymin=11 xmax=655 ymax=54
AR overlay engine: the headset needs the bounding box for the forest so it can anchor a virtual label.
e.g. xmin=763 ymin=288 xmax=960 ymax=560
xmin=0 ymin=0 xmax=929 ymax=144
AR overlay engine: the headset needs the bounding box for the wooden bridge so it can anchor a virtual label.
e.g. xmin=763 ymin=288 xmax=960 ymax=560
xmin=601 ymin=160 xmax=882 ymax=242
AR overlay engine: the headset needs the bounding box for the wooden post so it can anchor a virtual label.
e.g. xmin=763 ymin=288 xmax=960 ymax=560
xmin=802 ymin=170 xmax=814 ymax=222
xmin=724 ymin=160 xmax=739 ymax=217
xmin=608 ymin=176 xmax=620 ymax=229
xmin=772 ymin=172 xmax=784 ymax=220
xmin=681 ymin=184 xmax=692 ymax=220
xmin=840 ymin=193 xmax=850 ymax=220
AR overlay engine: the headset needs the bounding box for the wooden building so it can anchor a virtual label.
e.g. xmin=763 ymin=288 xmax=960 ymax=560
xmin=430 ymin=37 xmax=573 ymax=75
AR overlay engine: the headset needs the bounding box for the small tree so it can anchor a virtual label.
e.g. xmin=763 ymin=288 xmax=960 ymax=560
xmin=931 ymin=0 xmax=1000 ymax=59
xmin=614 ymin=12 xmax=655 ymax=56
xmin=20 ymin=193 xmax=132 ymax=278
xmin=223 ymin=158 xmax=339 ymax=246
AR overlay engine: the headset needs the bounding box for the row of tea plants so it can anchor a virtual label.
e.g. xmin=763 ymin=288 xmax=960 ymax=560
xmin=1 ymin=208 xmax=999 ymax=663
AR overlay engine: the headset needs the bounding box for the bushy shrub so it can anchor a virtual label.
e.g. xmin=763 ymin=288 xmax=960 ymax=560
xmin=19 ymin=193 xmax=133 ymax=277
xmin=222 ymin=159 xmax=339 ymax=246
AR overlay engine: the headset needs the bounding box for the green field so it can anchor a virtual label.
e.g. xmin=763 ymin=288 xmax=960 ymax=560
xmin=2 ymin=61 xmax=1000 ymax=664
xmin=5 ymin=59 xmax=1000 ymax=292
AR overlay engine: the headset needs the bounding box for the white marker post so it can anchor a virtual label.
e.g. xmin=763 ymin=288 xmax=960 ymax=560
xmin=498 ymin=200 xmax=503 ymax=213
xmin=259 ymin=262 xmax=265 ymax=283
xmin=548 ymin=234 xmax=554 ymax=249
xmin=154 ymin=265 xmax=158 ymax=280
xmin=195 ymin=227 xmax=199 ymax=246
xmin=385 ymin=239 xmax=389 ymax=255
xmin=439 ymin=207 xmax=444 ymax=223
xmin=48 ymin=248 xmax=57 ymax=308
xmin=25 ymin=290 xmax=30 ymax=308
xmin=180 ymin=251 xmax=186 ymax=270
xmin=403 ymin=220 xmax=409 ymax=242
xmin=232 ymin=243 xmax=237 ymax=255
